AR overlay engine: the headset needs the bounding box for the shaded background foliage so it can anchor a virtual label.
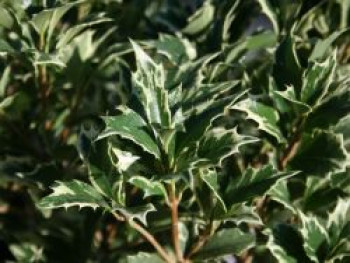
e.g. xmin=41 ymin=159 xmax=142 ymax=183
xmin=0 ymin=0 xmax=349 ymax=262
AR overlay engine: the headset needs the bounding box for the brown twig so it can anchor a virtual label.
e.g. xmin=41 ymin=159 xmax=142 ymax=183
xmin=169 ymin=182 xmax=184 ymax=262
xmin=279 ymin=117 xmax=306 ymax=170
xmin=111 ymin=211 xmax=174 ymax=263
xmin=185 ymin=221 xmax=214 ymax=260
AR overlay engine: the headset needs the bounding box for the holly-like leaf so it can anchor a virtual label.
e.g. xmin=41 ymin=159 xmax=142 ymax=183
xmin=197 ymin=128 xmax=258 ymax=166
xmin=225 ymin=165 xmax=297 ymax=204
xmin=299 ymin=212 xmax=329 ymax=262
xmin=98 ymin=107 xmax=161 ymax=159
xmin=300 ymin=53 xmax=336 ymax=108
xmin=194 ymin=228 xmax=255 ymax=260
xmin=128 ymin=176 xmax=168 ymax=201
xmin=231 ymin=99 xmax=285 ymax=143
xmin=199 ymin=168 xmax=226 ymax=213
xmin=327 ymin=198 xmax=350 ymax=250
xmin=267 ymin=224 xmax=312 ymax=263
xmin=289 ymin=130 xmax=348 ymax=176
xmin=215 ymin=203 xmax=262 ymax=225
xmin=268 ymin=180 xmax=295 ymax=213
xmin=131 ymin=40 xmax=171 ymax=128
xmin=38 ymin=180 xmax=108 ymax=210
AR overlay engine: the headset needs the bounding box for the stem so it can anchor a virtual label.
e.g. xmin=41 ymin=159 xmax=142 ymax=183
xmin=185 ymin=222 xmax=213 ymax=259
xmin=169 ymin=181 xmax=183 ymax=262
xmin=279 ymin=117 xmax=306 ymax=170
xmin=111 ymin=212 xmax=174 ymax=263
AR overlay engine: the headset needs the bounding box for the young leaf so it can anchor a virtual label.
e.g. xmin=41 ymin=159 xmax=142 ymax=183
xmin=38 ymin=180 xmax=108 ymax=210
xmin=131 ymin=41 xmax=171 ymax=128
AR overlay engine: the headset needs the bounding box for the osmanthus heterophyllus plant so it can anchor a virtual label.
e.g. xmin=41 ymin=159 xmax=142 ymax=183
xmin=226 ymin=15 xmax=350 ymax=261
xmin=37 ymin=40 xmax=300 ymax=262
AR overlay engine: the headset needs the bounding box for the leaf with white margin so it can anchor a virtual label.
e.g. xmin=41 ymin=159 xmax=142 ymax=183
xmin=114 ymin=203 xmax=156 ymax=226
xmin=225 ymin=165 xmax=298 ymax=204
xmin=231 ymin=99 xmax=285 ymax=143
xmin=327 ymin=198 xmax=350 ymax=253
xmin=38 ymin=180 xmax=108 ymax=210
xmin=299 ymin=212 xmax=329 ymax=262
xmin=128 ymin=176 xmax=168 ymax=202
xmin=131 ymin=40 xmax=172 ymax=128
xmin=301 ymin=52 xmax=337 ymax=108
xmin=98 ymin=106 xmax=161 ymax=159
xmin=111 ymin=148 xmax=140 ymax=172
xmin=182 ymin=1 xmax=215 ymax=35
xmin=199 ymin=168 xmax=227 ymax=213
xmin=268 ymin=180 xmax=296 ymax=213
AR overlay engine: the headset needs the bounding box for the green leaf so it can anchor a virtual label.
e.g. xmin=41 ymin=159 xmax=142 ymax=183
xmin=289 ymin=130 xmax=348 ymax=176
xmin=231 ymin=99 xmax=285 ymax=143
xmin=151 ymin=34 xmax=196 ymax=64
xmin=177 ymin=91 xmax=246 ymax=155
xmin=98 ymin=107 xmax=161 ymax=159
xmin=199 ymin=168 xmax=226 ymax=213
xmin=0 ymin=7 xmax=14 ymax=29
xmin=327 ymin=198 xmax=350 ymax=249
xmin=334 ymin=115 xmax=350 ymax=152
xmin=31 ymin=1 xmax=82 ymax=38
xmin=194 ymin=228 xmax=255 ymax=259
xmin=268 ymin=180 xmax=295 ymax=213
xmin=197 ymin=128 xmax=258 ymax=166
xmin=128 ymin=176 xmax=168 ymax=201
xmin=273 ymin=34 xmax=302 ymax=90
xmin=267 ymin=224 xmax=312 ymax=263
xmin=126 ymin=252 xmax=163 ymax=263
xmin=215 ymin=203 xmax=262 ymax=225
xmin=182 ymin=1 xmax=215 ymax=35
xmin=300 ymin=53 xmax=337 ymax=108
xmin=56 ymin=18 xmax=112 ymax=49
xmin=299 ymin=212 xmax=329 ymax=262
xmin=222 ymin=0 xmax=241 ymax=43
xmin=38 ymin=180 xmax=108 ymax=210
xmin=225 ymin=165 xmax=298 ymax=204
xmin=272 ymin=84 xmax=310 ymax=115
xmin=310 ymin=30 xmax=348 ymax=61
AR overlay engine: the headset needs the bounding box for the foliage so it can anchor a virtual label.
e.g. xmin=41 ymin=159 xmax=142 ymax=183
xmin=0 ymin=0 xmax=349 ymax=262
